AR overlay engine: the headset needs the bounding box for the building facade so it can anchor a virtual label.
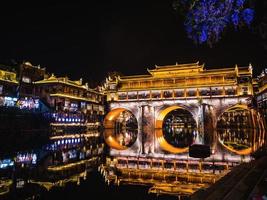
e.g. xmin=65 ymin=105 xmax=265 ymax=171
xmin=17 ymin=61 xmax=46 ymax=98
xmin=34 ymin=74 xmax=104 ymax=135
xmin=0 ymin=69 xmax=18 ymax=106
xmin=102 ymin=62 xmax=265 ymax=162
xmin=0 ymin=61 xmax=105 ymax=137
xmin=256 ymin=69 xmax=267 ymax=126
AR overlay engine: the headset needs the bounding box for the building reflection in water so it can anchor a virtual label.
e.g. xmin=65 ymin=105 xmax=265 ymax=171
xmin=0 ymin=131 xmax=104 ymax=198
xmin=108 ymin=110 xmax=138 ymax=148
xmin=163 ymin=109 xmax=197 ymax=148
xmin=217 ymin=107 xmax=265 ymax=155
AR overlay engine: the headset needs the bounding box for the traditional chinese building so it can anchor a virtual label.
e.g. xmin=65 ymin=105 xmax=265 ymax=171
xmin=99 ymin=62 xmax=267 ymax=197
xmin=34 ymin=74 xmax=104 ymax=135
xmin=101 ymin=62 xmax=266 ymax=189
xmin=104 ymin=62 xmax=253 ymax=102
xmin=17 ymin=61 xmax=46 ymax=98
xmin=0 ymin=69 xmax=18 ymax=106
xmin=0 ymin=62 xmax=47 ymax=109
xmin=256 ymin=69 xmax=267 ymax=126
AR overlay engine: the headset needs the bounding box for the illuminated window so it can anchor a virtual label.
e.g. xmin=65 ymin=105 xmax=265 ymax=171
xmin=225 ymin=87 xmax=236 ymax=95
xmin=199 ymin=88 xmax=210 ymax=96
xmin=22 ymin=76 xmax=31 ymax=83
xmin=138 ymin=91 xmax=150 ymax=99
xmin=211 ymin=87 xmax=222 ymax=96
xmin=109 ymin=84 xmax=116 ymax=90
xmin=81 ymin=102 xmax=86 ymax=109
xmin=128 ymin=92 xmax=137 ymax=99
xmin=163 ymin=90 xmax=172 ymax=98
xmin=242 ymin=87 xmax=248 ymax=95
xmin=187 ymin=89 xmax=196 ymax=97
xmin=118 ymin=92 xmax=127 ymax=100
xmin=152 ymin=91 xmax=161 ymax=98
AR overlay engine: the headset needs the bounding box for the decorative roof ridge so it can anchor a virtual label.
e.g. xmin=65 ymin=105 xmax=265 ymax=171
xmin=154 ymin=61 xmax=200 ymax=69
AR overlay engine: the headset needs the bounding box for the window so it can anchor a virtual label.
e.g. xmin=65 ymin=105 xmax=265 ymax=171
xmin=118 ymin=92 xmax=127 ymax=100
xmin=152 ymin=91 xmax=161 ymax=98
xmin=22 ymin=76 xmax=31 ymax=83
xmin=163 ymin=91 xmax=172 ymax=98
xmin=199 ymin=88 xmax=210 ymax=96
xmin=242 ymin=87 xmax=248 ymax=95
xmin=175 ymin=90 xmax=184 ymax=97
xmin=81 ymin=102 xmax=86 ymax=109
xmin=211 ymin=87 xmax=222 ymax=96
xmin=109 ymin=84 xmax=116 ymax=90
xmin=128 ymin=92 xmax=137 ymax=99
xmin=138 ymin=91 xmax=150 ymax=99
xmin=187 ymin=89 xmax=196 ymax=97
xmin=225 ymin=87 xmax=236 ymax=95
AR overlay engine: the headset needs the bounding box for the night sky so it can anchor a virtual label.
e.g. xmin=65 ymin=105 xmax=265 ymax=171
xmin=0 ymin=1 xmax=266 ymax=86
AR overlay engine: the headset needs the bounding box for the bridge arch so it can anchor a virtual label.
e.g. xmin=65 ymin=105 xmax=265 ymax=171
xmin=216 ymin=104 xmax=249 ymax=123
xmin=155 ymin=105 xmax=197 ymax=129
xmin=155 ymin=105 xmax=197 ymax=154
xmin=216 ymin=103 xmax=264 ymax=155
xmin=155 ymin=129 xmax=189 ymax=154
xmin=104 ymin=108 xmax=138 ymax=150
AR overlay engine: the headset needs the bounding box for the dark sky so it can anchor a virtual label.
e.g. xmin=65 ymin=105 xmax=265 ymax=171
xmin=0 ymin=1 xmax=266 ymax=86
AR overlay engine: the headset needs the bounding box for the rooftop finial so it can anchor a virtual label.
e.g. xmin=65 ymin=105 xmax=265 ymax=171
xmin=248 ymin=63 xmax=253 ymax=73
xmin=235 ymin=64 xmax=239 ymax=75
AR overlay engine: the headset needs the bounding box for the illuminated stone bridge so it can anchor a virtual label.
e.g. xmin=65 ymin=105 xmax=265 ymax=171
xmin=102 ymin=62 xmax=266 ymax=162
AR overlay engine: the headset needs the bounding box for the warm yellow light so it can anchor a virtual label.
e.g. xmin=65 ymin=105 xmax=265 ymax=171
xmin=218 ymin=139 xmax=252 ymax=155
xmin=155 ymin=105 xmax=193 ymax=129
xmin=155 ymin=129 xmax=188 ymax=154
xmin=104 ymin=108 xmax=127 ymax=128
xmin=104 ymin=129 xmax=128 ymax=150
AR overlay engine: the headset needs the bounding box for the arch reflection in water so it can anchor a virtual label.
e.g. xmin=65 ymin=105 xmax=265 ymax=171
xmin=104 ymin=129 xmax=138 ymax=150
xmin=162 ymin=109 xmax=197 ymax=148
xmin=217 ymin=129 xmax=253 ymax=155
xmin=217 ymin=106 xmax=265 ymax=155
xmin=104 ymin=110 xmax=138 ymax=150
xmin=155 ymin=129 xmax=189 ymax=153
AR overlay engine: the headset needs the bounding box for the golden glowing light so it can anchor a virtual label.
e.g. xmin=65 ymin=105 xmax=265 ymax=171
xmin=155 ymin=129 xmax=188 ymax=154
xmin=216 ymin=104 xmax=262 ymax=155
xmin=218 ymin=139 xmax=252 ymax=155
xmin=104 ymin=129 xmax=128 ymax=150
xmin=156 ymin=105 xmax=191 ymax=129
xmin=104 ymin=108 xmax=127 ymax=128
